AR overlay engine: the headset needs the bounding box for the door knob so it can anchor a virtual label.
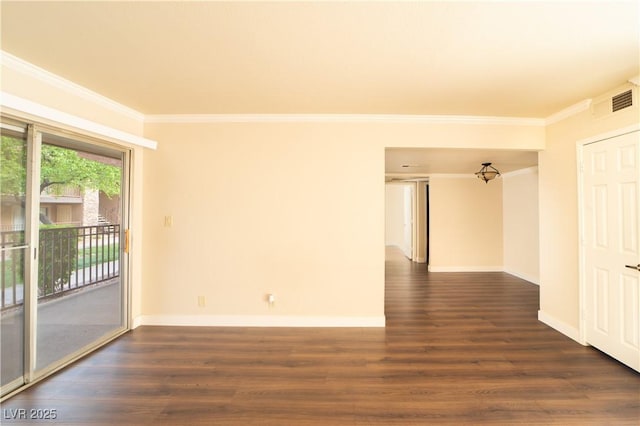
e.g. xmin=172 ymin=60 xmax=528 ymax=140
xmin=625 ymin=264 xmax=640 ymax=271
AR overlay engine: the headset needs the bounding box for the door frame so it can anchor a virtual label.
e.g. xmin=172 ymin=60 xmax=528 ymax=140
xmin=576 ymin=123 xmax=640 ymax=346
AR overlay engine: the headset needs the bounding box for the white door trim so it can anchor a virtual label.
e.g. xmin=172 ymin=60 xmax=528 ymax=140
xmin=577 ymin=123 xmax=640 ymax=346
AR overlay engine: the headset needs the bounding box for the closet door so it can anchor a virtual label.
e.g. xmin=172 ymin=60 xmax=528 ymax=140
xmin=582 ymin=129 xmax=640 ymax=371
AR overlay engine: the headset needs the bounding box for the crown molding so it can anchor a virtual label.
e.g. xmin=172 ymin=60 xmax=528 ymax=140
xmin=1 ymin=92 xmax=157 ymax=150
xmin=1 ymin=50 xmax=145 ymax=122
xmin=545 ymin=99 xmax=592 ymax=125
xmin=145 ymin=113 xmax=545 ymax=126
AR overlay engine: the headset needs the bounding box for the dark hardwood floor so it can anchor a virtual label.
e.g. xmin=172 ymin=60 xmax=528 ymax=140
xmin=2 ymin=247 xmax=639 ymax=425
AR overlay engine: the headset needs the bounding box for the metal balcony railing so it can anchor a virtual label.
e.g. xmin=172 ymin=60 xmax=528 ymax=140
xmin=1 ymin=224 xmax=120 ymax=310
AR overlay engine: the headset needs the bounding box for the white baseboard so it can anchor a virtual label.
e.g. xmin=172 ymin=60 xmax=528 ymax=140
xmin=136 ymin=315 xmax=386 ymax=328
xmin=538 ymin=310 xmax=584 ymax=345
xmin=428 ymin=265 xmax=503 ymax=272
xmin=503 ymin=268 xmax=540 ymax=285
xmin=131 ymin=315 xmax=142 ymax=329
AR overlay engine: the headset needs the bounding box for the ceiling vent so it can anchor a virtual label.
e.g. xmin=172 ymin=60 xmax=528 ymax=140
xmin=612 ymin=89 xmax=633 ymax=112
xmin=592 ymin=86 xmax=637 ymax=118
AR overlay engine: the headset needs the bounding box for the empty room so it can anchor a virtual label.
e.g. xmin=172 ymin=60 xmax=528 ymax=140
xmin=0 ymin=1 xmax=639 ymax=424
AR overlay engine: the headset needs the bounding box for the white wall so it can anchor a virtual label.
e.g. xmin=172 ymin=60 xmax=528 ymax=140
xmin=502 ymin=167 xmax=540 ymax=284
xmin=539 ymin=83 xmax=639 ymax=341
xmin=141 ymin=119 xmax=542 ymax=326
xmin=385 ymin=184 xmax=412 ymax=258
xmin=142 ymin=122 xmax=387 ymax=325
xmin=429 ymin=176 xmax=504 ymax=271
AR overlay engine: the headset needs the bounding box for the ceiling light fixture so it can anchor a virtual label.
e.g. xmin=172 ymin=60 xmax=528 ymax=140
xmin=475 ymin=162 xmax=500 ymax=183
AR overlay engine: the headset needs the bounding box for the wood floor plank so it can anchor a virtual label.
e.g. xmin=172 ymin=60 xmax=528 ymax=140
xmin=1 ymin=246 xmax=638 ymax=425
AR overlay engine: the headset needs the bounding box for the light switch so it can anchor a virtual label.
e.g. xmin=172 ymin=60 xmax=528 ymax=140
xmin=164 ymin=215 xmax=173 ymax=227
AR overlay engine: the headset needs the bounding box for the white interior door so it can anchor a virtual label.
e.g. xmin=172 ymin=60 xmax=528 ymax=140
xmin=582 ymin=129 xmax=640 ymax=371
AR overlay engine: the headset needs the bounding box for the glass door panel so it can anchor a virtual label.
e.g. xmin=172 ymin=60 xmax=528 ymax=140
xmin=1 ymin=122 xmax=130 ymax=397
xmin=0 ymin=124 xmax=28 ymax=395
xmin=35 ymin=136 xmax=125 ymax=373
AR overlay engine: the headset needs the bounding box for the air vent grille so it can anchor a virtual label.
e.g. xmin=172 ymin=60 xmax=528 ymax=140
xmin=612 ymin=90 xmax=633 ymax=112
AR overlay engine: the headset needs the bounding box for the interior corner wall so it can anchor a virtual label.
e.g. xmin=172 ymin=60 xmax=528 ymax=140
xmin=0 ymin=60 xmax=148 ymax=326
xmin=502 ymin=168 xmax=540 ymax=284
xmin=539 ymin=83 xmax=640 ymax=337
xmin=428 ymin=176 xmax=503 ymax=271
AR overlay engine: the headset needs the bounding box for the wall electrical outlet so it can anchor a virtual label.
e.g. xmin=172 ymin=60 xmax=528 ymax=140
xmin=267 ymin=294 xmax=275 ymax=305
xmin=197 ymin=296 xmax=205 ymax=307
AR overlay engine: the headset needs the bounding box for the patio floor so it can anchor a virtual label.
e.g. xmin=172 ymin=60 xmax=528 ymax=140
xmin=1 ymin=279 xmax=121 ymax=387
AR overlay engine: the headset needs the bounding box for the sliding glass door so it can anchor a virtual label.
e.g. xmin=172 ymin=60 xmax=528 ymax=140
xmin=0 ymin=121 xmax=130 ymax=397
xmin=35 ymin=133 xmax=127 ymax=374
xmin=0 ymin=122 xmax=29 ymax=395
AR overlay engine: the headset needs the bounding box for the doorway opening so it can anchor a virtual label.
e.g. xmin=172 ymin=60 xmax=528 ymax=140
xmin=385 ymin=179 xmax=429 ymax=267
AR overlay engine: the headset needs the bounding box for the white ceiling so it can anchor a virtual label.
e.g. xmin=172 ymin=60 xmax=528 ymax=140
xmin=1 ymin=1 xmax=638 ymax=117
xmin=386 ymin=148 xmax=538 ymax=178
xmin=1 ymin=1 xmax=637 ymax=175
